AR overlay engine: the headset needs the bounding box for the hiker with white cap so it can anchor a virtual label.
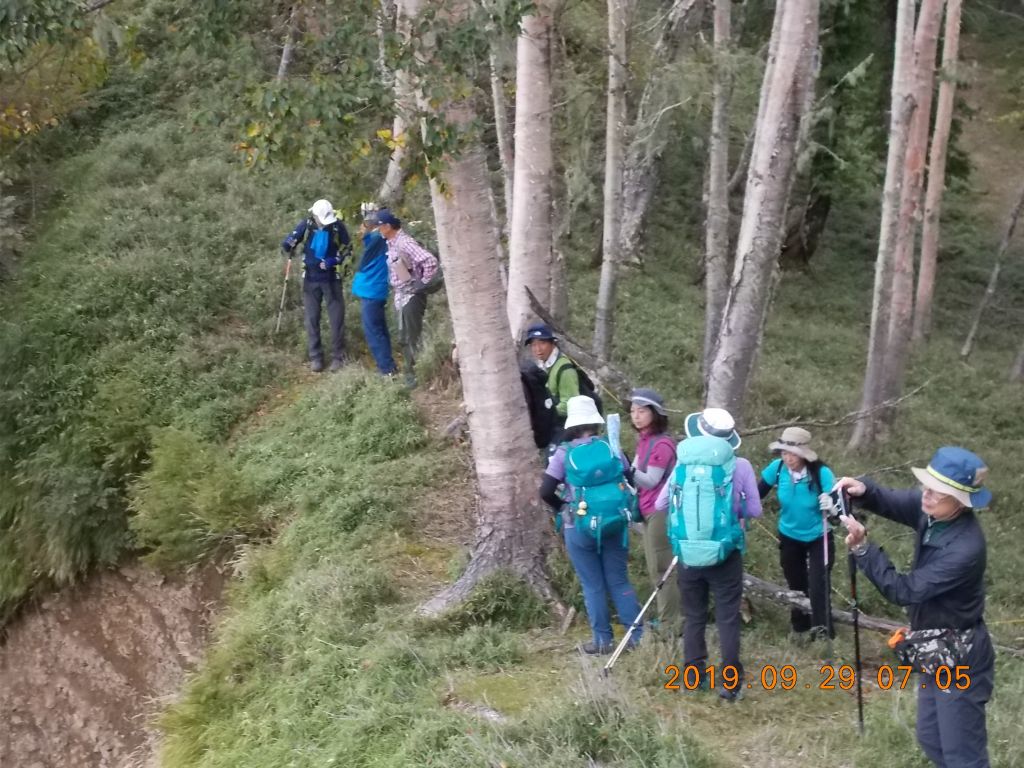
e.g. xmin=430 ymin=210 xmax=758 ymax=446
xmin=833 ymin=447 xmax=995 ymax=768
xmin=280 ymin=198 xmax=353 ymax=372
xmin=654 ymin=407 xmax=761 ymax=700
xmin=628 ymin=388 xmax=679 ymax=632
xmin=758 ymin=426 xmax=837 ymax=644
xmin=539 ymin=396 xmax=643 ymax=655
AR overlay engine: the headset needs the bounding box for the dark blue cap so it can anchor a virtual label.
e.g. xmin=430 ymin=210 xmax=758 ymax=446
xmin=912 ymin=446 xmax=992 ymax=508
xmin=377 ymin=209 xmax=401 ymax=228
xmin=523 ymin=323 xmax=556 ymax=345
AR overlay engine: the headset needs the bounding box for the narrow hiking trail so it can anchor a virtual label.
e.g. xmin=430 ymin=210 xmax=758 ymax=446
xmin=0 ymin=565 xmax=223 ymax=768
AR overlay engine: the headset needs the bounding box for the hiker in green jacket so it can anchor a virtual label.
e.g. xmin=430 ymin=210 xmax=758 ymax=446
xmin=524 ymin=323 xmax=580 ymax=439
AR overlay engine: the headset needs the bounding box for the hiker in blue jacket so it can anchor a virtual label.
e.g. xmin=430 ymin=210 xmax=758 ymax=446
xmin=539 ymin=396 xmax=643 ymax=655
xmin=834 ymin=447 xmax=995 ymax=768
xmin=281 ymin=199 xmax=352 ymax=372
xmin=352 ymin=208 xmax=397 ymax=375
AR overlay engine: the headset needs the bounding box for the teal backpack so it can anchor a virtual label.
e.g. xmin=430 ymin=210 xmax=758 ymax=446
xmin=564 ymin=437 xmax=638 ymax=548
xmin=667 ymin=435 xmax=745 ymax=567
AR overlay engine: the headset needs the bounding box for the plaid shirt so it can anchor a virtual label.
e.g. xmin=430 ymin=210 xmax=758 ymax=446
xmin=386 ymin=230 xmax=439 ymax=310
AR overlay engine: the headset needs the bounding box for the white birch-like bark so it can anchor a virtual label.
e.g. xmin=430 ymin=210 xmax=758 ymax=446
xmin=848 ymin=0 xmax=916 ymax=450
xmin=490 ymin=46 xmax=515 ymax=238
xmin=704 ymin=0 xmax=820 ymax=419
xmin=275 ymin=6 xmax=299 ymax=81
xmin=912 ymin=0 xmax=962 ymax=344
xmin=593 ymin=0 xmax=635 ymax=359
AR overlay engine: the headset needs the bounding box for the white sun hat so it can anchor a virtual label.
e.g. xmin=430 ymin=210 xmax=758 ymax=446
xmin=563 ymin=395 xmax=605 ymax=430
xmin=309 ymin=199 xmax=338 ymax=226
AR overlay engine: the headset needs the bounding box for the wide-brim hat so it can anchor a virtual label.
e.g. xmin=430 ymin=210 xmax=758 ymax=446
xmin=911 ymin=446 xmax=992 ymax=509
xmin=684 ymin=408 xmax=740 ymax=448
xmin=564 ymin=395 xmax=605 ymax=430
xmin=630 ymin=387 xmax=667 ymax=416
xmin=769 ymin=426 xmax=817 ymax=462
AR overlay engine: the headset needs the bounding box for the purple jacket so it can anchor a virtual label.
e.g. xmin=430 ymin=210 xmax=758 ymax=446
xmin=654 ymin=456 xmax=762 ymax=520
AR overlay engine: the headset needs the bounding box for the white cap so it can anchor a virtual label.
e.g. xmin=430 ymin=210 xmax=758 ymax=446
xmin=309 ymin=199 xmax=338 ymax=226
xmin=563 ymin=396 xmax=604 ymax=430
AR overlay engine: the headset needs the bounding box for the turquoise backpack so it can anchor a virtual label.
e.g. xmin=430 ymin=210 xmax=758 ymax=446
xmin=667 ymin=435 xmax=745 ymax=567
xmin=564 ymin=437 xmax=638 ymax=548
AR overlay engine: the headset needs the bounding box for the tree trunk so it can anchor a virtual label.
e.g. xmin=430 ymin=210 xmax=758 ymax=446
xmin=489 ymin=45 xmax=515 ymax=238
xmin=593 ymin=0 xmax=635 ymax=359
xmin=704 ymin=0 xmax=820 ymax=419
xmin=702 ymin=0 xmax=732 ymax=377
xmin=880 ymin=0 xmax=945 ymax=413
xmin=506 ymin=2 xmax=557 ymax=341
xmin=397 ymin=0 xmax=557 ymax=616
xmin=275 ymin=6 xmax=299 ymax=81
xmin=960 ymin=184 xmax=1024 ymax=359
xmin=619 ymin=0 xmax=703 ymax=266
xmin=912 ymin=0 xmax=962 ymax=344
xmin=1011 ymin=339 xmax=1024 ymax=382
xmin=550 ymin=246 xmax=569 ymax=328
xmin=377 ymin=0 xmax=408 ymax=205
xmin=848 ymin=0 xmax=916 ymax=450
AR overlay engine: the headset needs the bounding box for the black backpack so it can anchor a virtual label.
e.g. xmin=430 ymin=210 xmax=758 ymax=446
xmin=520 ymin=360 xmax=556 ymax=448
xmin=551 ymin=359 xmax=604 ymax=415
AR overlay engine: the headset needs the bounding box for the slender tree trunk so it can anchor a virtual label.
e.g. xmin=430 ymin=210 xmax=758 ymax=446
xmin=703 ymin=0 xmax=732 ymax=377
xmin=848 ymin=0 xmax=916 ymax=450
xmin=912 ymin=0 xmax=961 ymax=344
xmin=881 ymin=0 xmax=945 ymax=415
xmin=506 ymin=2 xmax=557 ymax=341
xmin=396 ymin=0 xmax=556 ymax=615
xmin=960 ymin=184 xmax=1024 ymax=359
xmin=275 ymin=6 xmax=299 ymax=81
xmin=619 ymin=0 xmax=703 ymax=265
xmin=490 ymin=46 xmax=515 ymax=238
xmin=377 ymin=0 xmax=408 ymax=204
xmin=704 ymin=0 xmax=820 ymax=419
xmin=593 ymin=0 xmax=635 ymax=359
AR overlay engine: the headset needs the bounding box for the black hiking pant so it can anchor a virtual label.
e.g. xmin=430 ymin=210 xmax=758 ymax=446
xmin=678 ymin=549 xmax=744 ymax=684
xmin=778 ymin=531 xmax=834 ymax=634
xmin=303 ymin=277 xmax=345 ymax=363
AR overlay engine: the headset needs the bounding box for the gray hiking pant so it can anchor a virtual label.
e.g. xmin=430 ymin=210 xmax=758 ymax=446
xmin=397 ymin=292 xmax=427 ymax=370
xmin=642 ymin=509 xmax=681 ymax=630
xmin=303 ymin=278 xmax=345 ymax=363
xmin=678 ymin=549 xmax=744 ymax=683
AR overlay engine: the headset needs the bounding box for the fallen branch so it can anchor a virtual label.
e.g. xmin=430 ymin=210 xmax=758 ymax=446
xmin=744 ymin=572 xmax=1024 ymax=658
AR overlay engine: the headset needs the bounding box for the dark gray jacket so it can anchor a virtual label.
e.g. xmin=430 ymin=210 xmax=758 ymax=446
xmin=853 ymin=479 xmax=986 ymax=632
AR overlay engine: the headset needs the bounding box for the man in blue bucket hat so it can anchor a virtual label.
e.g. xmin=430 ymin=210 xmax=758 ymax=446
xmin=832 ymin=447 xmax=994 ymax=768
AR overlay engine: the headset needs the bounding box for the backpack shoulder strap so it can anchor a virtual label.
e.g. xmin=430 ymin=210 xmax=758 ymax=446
xmin=640 ymin=435 xmax=676 ymax=472
xmin=809 ymin=462 xmax=823 ymax=494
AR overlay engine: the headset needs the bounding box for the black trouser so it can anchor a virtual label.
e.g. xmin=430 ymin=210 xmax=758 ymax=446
xmin=303 ymin=278 xmax=345 ymax=363
xmin=397 ymin=292 xmax=427 ymax=370
xmin=778 ymin=531 xmax=834 ymax=633
xmin=678 ymin=549 xmax=744 ymax=683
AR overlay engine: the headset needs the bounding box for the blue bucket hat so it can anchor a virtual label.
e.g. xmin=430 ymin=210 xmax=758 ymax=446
xmin=684 ymin=407 xmax=741 ymax=449
xmin=523 ymin=323 xmax=556 ymax=345
xmin=911 ymin=447 xmax=992 ymax=509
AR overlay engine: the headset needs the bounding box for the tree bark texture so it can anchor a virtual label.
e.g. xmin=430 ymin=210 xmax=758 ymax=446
xmin=849 ymin=0 xmax=916 ymax=450
xmin=398 ymin=0 xmax=555 ymax=616
xmin=960 ymin=184 xmax=1024 ymax=359
xmin=489 ymin=45 xmax=515 ymax=238
xmin=1011 ymin=338 xmax=1024 ymax=382
xmin=912 ymin=0 xmax=962 ymax=344
xmin=881 ymin=0 xmax=945 ymax=412
xmin=704 ymin=0 xmax=820 ymax=419
xmin=703 ymin=0 xmax=732 ymax=377
xmin=593 ymin=0 xmax=636 ymax=359
xmin=506 ymin=2 xmax=557 ymax=341
xmin=275 ymin=6 xmax=299 ymax=81
xmin=619 ymin=0 xmax=703 ymax=266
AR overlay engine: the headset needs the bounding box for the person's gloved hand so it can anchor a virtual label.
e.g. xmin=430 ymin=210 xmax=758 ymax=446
xmin=624 ymin=466 xmax=637 ymax=486
xmin=818 ymin=493 xmax=833 ymax=514
xmin=282 ymin=237 xmax=297 ymax=254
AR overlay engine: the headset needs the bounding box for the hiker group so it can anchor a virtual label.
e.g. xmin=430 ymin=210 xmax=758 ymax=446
xmin=280 ymin=199 xmax=440 ymax=385
xmin=534 ymin=330 xmax=995 ymax=766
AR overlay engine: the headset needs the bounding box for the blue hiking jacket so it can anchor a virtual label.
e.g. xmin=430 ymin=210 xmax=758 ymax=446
xmin=281 ymin=218 xmax=352 ymax=282
xmin=352 ymin=231 xmax=390 ymax=301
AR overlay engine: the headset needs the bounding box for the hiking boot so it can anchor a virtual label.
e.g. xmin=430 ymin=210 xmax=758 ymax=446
xmin=329 ymin=357 xmax=346 ymax=372
xmin=310 ymin=358 xmax=325 ymax=373
xmin=580 ymin=641 xmax=613 ymax=656
xmin=403 ymin=372 xmax=417 ymax=389
xmin=719 ymin=685 xmax=744 ymax=703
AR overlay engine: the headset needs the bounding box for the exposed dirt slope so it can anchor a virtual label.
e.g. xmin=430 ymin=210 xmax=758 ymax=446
xmin=0 ymin=564 xmax=223 ymax=768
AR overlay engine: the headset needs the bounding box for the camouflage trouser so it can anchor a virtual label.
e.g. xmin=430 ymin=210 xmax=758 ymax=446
xmin=915 ymin=628 xmax=994 ymax=768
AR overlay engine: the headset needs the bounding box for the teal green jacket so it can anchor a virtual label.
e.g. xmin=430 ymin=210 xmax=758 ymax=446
xmin=547 ymin=354 xmax=580 ymax=419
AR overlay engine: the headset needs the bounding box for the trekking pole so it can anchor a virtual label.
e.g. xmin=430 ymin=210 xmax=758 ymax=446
xmin=603 ymin=556 xmax=678 ymax=676
xmin=274 ymin=256 xmax=293 ymax=334
xmin=847 ymin=513 xmax=865 ymax=734
xmin=822 ymin=514 xmax=834 ymax=660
